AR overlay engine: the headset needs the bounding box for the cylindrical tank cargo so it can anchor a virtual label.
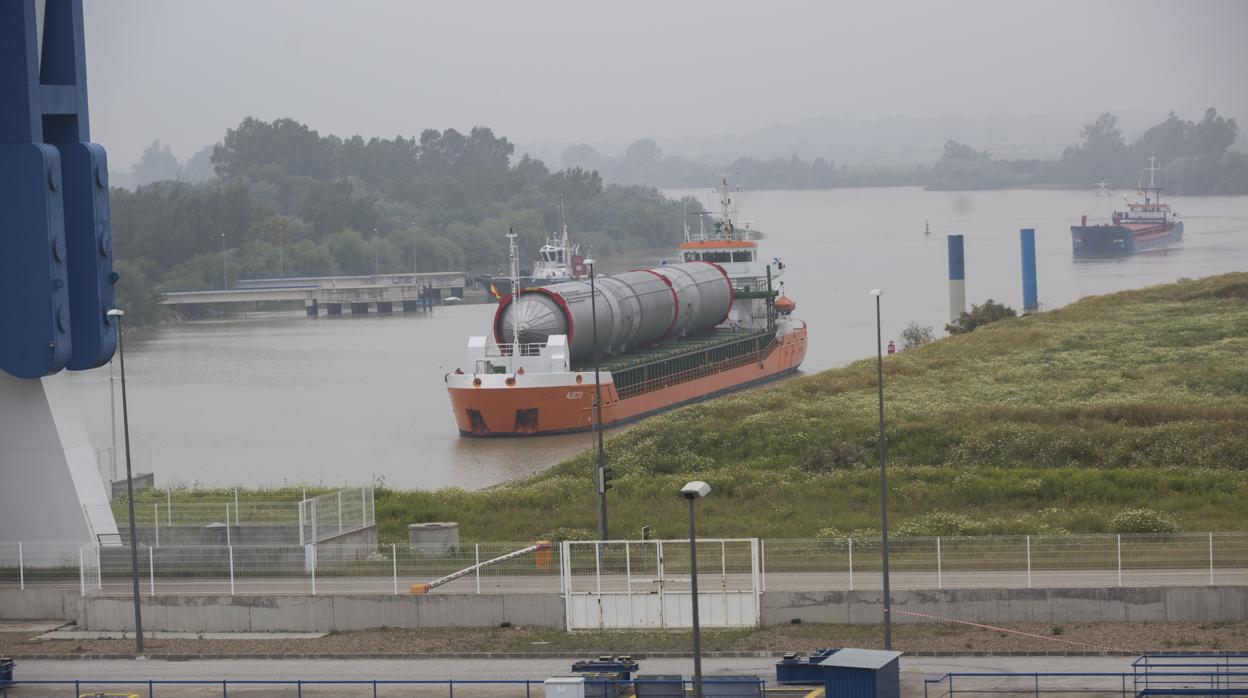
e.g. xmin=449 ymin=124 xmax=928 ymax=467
xmin=653 ymin=262 xmax=733 ymax=337
xmin=494 ymin=281 xmax=617 ymax=360
xmin=493 ymin=262 xmax=731 ymax=363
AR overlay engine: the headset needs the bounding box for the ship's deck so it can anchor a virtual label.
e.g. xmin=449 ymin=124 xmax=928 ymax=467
xmin=575 ymin=327 xmax=773 ymax=374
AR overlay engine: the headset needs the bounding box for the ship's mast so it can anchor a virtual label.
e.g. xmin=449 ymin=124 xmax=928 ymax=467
xmin=507 ymin=228 xmax=520 ymax=365
xmin=1144 ymin=154 xmax=1161 ymax=204
xmin=718 ymin=174 xmax=735 ymax=234
xmin=558 ymin=195 xmax=569 ymax=258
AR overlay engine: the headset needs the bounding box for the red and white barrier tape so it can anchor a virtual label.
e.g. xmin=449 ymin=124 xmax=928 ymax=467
xmin=891 ymin=608 xmax=1137 ymax=654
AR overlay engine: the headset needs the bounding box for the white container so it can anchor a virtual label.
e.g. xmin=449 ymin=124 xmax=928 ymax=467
xmin=544 ymin=676 xmax=586 ymax=698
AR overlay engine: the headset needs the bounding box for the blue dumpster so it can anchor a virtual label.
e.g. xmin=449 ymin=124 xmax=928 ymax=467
xmin=820 ymin=648 xmax=902 ymax=698
xmin=0 ymin=657 xmax=14 ymax=688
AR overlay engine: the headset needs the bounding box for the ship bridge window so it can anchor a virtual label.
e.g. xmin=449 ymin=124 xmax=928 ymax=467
xmin=684 ymin=251 xmax=701 ymax=262
xmin=731 ymin=251 xmax=753 ymax=262
xmin=703 ymin=252 xmax=733 ymax=263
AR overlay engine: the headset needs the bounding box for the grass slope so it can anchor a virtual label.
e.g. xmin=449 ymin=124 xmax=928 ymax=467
xmin=141 ymin=274 xmax=1248 ymax=541
xmin=373 ymin=273 xmax=1248 ymax=541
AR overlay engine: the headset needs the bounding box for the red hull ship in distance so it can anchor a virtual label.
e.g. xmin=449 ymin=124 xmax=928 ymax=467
xmin=445 ymin=177 xmax=807 ymax=437
xmin=1071 ymin=157 xmax=1184 ymax=258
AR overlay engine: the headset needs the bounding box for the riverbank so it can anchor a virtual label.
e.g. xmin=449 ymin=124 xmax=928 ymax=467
xmin=133 ymin=272 xmax=1248 ymax=540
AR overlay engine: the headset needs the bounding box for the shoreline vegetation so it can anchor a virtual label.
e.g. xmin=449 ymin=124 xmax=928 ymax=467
xmin=132 ymin=273 xmax=1248 ymax=542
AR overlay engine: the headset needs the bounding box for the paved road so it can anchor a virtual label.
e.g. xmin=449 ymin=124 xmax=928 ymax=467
xmin=14 ymin=655 xmax=1144 ymax=698
xmin=7 ymin=566 xmax=1240 ymax=596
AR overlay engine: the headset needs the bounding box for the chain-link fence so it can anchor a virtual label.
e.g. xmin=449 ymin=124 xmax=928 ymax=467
xmin=2 ymin=533 xmax=1246 ymax=597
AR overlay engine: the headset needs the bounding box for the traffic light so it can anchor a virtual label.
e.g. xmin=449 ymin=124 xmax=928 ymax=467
xmin=601 ymin=466 xmax=614 ymax=492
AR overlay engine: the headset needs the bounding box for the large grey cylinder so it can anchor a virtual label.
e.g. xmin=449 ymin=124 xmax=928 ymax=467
xmin=493 ymin=262 xmax=731 ymax=363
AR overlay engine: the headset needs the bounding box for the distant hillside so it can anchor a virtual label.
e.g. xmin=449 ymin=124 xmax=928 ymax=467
xmin=376 ymin=273 xmax=1248 ymax=541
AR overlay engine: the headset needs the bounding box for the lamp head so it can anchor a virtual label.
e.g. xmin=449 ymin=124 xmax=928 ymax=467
xmin=869 ymin=289 xmax=882 ymax=297
xmin=106 ymin=309 xmax=125 ymax=318
xmin=680 ymin=480 xmax=711 ymax=500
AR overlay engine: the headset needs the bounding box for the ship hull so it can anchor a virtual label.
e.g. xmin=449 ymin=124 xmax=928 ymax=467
xmin=447 ymin=324 xmax=807 ymax=437
xmin=1071 ymin=221 xmax=1184 ymax=258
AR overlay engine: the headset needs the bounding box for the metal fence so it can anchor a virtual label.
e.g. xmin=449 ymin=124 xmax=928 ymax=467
xmin=0 ymin=677 xmax=766 ymax=698
xmin=1 ymin=533 xmax=1246 ymax=597
xmin=923 ymin=655 xmax=1248 ymax=697
xmin=107 ymin=487 xmax=375 ymax=546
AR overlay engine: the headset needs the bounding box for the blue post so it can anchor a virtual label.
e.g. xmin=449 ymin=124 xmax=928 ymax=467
xmin=1020 ymin=228 xmax=1038 ymax=313
xmin=0 ymin=0 xmax=116 ymax=378
xmin=946 ymin=234 xmax=966 ymax=323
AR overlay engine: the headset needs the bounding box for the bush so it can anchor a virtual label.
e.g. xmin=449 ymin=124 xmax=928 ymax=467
xmin=900 ymin=322 xmax=936 ymax=349
xmin=799 ymin=442 xmax=868 ymax=473
xmin=1108 ymin=508 xmax=1181 ymax=534
xmin=895 ymin=512 xmax=986 ymax=537
xmin=946 ymin=299 xmax=1018 ymax=335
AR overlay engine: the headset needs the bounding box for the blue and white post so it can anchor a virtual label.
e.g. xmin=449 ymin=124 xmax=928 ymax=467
xmin=1020 ymin=228 xmax=1038 ymax=314
xmin=947 ymin=234 xmax=966 ymax=323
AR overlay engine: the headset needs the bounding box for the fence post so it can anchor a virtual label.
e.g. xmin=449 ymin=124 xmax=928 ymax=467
xmin=1026 ymin=535 xmax=1032 ymax=588
xmin=1116 ymin=534 xmax=1122 ymax=587
xmin=234 ymin=488 xmax=240 ymax=526
xmin=337 ymin=490 xmax=343 ymax=534
xmin=149 ymin=546 xmax=155 ymax=596
xmin=79 ymin=546 xmax=85 ymax=596
xmin=848 ymin=538 xmax=854 ymax=591
xmin=225 ymin=503 xmax=232 ymax=546
xmin=166 ymin=488 xmax=172 ymax=526
xmin=362 ymin=488 xmax=368 ymax=528
xmin=1209 ymin=532 xmax=1214 ymax=586
xmin=229 ymin=545 xmax=235 ymax=596
xmin=475 ymin=543 xmax=482 ymax=594
xmin=298 ymin=501 xmax=305 ymax=546
xmin=392 ymin=543 xmax=398 ymax=595
xmin=759 ymin=539 xmax=766 ymax=593
xmin=311 ymin=545 xmax=317 ymax=595
xmin=18 ymin=541 xmax=23 ymax=590
xmin=96 ymin=545 xmax=102 ymax=590
xmin=936 ymin=537 xmax=943 ymax=589
xmin=311 ymin=499 xmax=318 ymax=544
xmin=154 ymin=504 xmax=160 ymax=547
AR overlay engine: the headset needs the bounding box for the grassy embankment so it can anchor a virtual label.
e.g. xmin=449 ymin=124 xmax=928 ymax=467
xmin=140 ymin=273 xmax=1248 ymax=541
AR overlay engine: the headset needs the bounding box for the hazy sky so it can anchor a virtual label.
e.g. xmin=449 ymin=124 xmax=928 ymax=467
xmin=83 ymin=0 xmax=1248 ymax=169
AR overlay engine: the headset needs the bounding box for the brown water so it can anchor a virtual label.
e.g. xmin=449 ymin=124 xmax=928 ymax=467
xmin=69 ymin=187 xmax=1248 ymax=490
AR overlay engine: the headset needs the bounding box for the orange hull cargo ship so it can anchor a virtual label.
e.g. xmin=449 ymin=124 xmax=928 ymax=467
xmin=446 ymin=177 xmax=807 ymax=436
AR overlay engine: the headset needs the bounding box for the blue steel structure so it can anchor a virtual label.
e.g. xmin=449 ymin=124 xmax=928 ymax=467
xmin=947 ymin=235 xmax=965 ymax=283
xmin=1020 ymin=228 xmax=1038 ymax=313
xmin=0 ymin=0 xmax=116 ymax=379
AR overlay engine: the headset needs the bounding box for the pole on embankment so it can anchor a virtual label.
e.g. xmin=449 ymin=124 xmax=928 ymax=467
xmin=1020 ymin=228 xmax=1038 ymax=314
xmin=947 ymin=234 xmax=966 ymax=323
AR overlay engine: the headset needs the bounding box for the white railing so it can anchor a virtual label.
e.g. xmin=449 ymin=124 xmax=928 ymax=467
xmin=1 ymin=533 xmax=1245 ymax=598
xmin=298 ymin=487 xmax=375 ymax=545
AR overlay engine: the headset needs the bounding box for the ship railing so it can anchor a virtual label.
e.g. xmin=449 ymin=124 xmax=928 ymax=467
xmin=613 ymin=336 xmax=780 ymax=401
xmin=485 ymin=342 xmax=545 ymax=358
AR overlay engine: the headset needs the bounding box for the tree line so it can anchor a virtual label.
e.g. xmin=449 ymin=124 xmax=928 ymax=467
xmin=109 ymin=118 xmax=702 ymax=324
xmin=563 ymin=108 xmax=1246 ymax=194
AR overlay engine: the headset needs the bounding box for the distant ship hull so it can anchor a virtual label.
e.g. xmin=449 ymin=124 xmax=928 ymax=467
xmin=1071 ymin=221 xmax=1184 ymax=258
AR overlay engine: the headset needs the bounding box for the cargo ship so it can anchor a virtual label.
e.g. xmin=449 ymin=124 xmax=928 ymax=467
xmin=446 ymin=177 xmax=807 ymax=436
xmin=1071 ymin=157 xmax=1184 ymax=258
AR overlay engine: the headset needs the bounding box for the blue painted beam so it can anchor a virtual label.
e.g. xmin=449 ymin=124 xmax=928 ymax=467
xmin=1020 ymin=228 xmax=1038 ymax=313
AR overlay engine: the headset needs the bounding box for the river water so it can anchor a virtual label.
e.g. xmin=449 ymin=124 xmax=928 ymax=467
xmin=69 ymin=187 xmax=1248 ymax=490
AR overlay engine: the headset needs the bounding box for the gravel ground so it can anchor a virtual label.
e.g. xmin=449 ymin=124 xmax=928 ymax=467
xmin=3 ymin=621 xmax=1246 ymax=657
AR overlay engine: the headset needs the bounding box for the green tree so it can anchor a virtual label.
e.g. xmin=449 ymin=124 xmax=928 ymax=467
xmin=900 ymin=322 xmax=935 ymax=349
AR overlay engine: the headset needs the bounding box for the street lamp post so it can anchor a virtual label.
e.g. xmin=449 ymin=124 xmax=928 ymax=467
xmin=681 ymin=480 xmax=711 ymax=698
xmin=589 ymin=260 xmax=608 ymax=541
xmin=220 ymin=233 xmax=227 ymax=289
xmin=373 ymin=227 xmax=380 ymax=277
xmin=105 ymin=308 xmax=144 ymax=655
xmin=278 ymin=223 xmax=284 ymax=279
xmin=870 ymin=289 xmax=892 ymax=649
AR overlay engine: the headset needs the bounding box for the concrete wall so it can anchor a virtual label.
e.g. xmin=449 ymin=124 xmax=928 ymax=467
xmin=0 ymin=589 xmax=82 ymax=621
xmin=12 ymin=585 xmax=1247 ymax=632
xmin=79 ymin=593 xmax=565 ymax=632
xmin=762 ymin=586 xmax=1248 ymax=626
